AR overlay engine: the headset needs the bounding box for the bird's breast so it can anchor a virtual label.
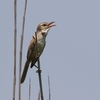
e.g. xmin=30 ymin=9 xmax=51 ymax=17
xmin=36 ymin=37 xmax=46 ymax=54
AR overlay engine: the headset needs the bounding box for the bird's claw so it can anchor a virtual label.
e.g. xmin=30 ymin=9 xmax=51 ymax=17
xmin=36 ymin=69 xmax=42 ymax=73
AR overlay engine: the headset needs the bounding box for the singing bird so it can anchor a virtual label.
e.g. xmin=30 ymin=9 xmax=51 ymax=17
xmin=21 ymin=22 xmax=56 ymax=84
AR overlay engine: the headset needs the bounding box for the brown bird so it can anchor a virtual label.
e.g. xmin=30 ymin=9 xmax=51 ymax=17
xmin=21 ymin=22 xmax=56 ymax=84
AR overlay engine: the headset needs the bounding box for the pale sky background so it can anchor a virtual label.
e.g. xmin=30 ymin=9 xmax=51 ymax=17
xmin=0 ymin=0 xmax=100 ymax=100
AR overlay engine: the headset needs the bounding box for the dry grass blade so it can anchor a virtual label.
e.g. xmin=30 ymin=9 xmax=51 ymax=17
xmin=19 ymin=0 xmax=27 ymax=100
xmin=29 ymin=79 xmax=31 ymax=100
xmin=48 ymin=75 xmax=51 ymax=100
xmin=13 ymin=0 xmax=17 ymax=100
xmin=38 ymin=91 xmax=41 ymax=100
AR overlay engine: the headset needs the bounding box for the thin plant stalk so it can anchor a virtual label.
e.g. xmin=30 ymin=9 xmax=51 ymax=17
xmin=29 ymin=79 xmax=31 ymax=100
xmin=13 ymin=0 xmax=17 ymax=100
xmin=38 ymin=91 xmax=40 ymax=100
xmin=19 ymin=0 xmax=27 ymax=100
xmin=48 ymin=75 xmax=51 ymax=100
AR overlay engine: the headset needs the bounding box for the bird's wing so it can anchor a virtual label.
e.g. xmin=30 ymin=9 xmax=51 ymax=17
xmin=21 ymin=36 xmax=36 ymax=84
xmin=27 ymin=36 xmax=36 ymax=61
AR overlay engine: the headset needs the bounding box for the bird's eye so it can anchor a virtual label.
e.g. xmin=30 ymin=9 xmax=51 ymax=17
xmin=43 ymin=24 xmax=46 ymax=26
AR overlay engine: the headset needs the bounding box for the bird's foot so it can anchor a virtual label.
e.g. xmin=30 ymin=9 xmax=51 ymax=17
xmin=36 ymin=69 xmax=42 ymax=73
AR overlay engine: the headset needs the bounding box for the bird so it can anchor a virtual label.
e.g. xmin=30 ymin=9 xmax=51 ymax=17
xmin=21 ymin=22 xmax=56 ymax=84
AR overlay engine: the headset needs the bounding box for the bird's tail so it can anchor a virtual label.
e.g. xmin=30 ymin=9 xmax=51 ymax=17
xmin=21 ymin=61 xmax=29 ymax=84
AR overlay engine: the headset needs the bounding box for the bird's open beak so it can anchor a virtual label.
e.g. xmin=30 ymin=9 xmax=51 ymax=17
xmin=48 ymin=21 xmax=56 ymax=28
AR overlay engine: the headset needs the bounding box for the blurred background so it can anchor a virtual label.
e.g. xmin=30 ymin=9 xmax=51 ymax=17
xmin=0 ymin=0 xmax=100 ymax=100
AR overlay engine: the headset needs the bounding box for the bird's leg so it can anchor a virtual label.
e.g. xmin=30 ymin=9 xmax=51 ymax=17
xmin=34 ymin=64 xmax=38 ymax=68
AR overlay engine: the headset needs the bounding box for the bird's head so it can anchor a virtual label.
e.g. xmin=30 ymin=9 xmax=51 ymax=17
xmin=36 ymin=21 xmax=56 ymax=36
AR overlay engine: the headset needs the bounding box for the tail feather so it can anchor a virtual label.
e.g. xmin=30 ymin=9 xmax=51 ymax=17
xmin=21 ymin=61 xmax=29 ymax=84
